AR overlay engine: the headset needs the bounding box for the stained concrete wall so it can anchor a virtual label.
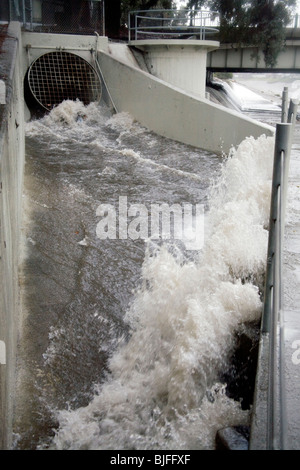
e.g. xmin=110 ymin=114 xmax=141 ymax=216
xmin=0 ymin=22 xmax=25 ymax=449
xmin=97 ymin=49 xmax=274 ymax=155
xmin=130 ymin=40 xmax=219 ymax=98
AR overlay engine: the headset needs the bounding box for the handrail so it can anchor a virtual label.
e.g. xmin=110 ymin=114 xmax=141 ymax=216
xmin=128 ymin=9 xmax=220 ymax=42
xmin=262 ymin=90 xmax=298 ymax=449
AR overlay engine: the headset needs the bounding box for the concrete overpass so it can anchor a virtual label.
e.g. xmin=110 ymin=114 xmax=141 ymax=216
xmin=207 ymin=27 xmax=300 ymax=73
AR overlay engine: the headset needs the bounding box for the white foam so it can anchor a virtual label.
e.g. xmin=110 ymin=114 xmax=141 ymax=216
xmin=106 ymin=111 xmax=136 ymax=131
xmin=50 ymin=133 xmax=274 ymax=450
xmin=120 ymin=148 xmax=203 ymax=181
xmin=25 ymin=100 xmax=110 ymax=140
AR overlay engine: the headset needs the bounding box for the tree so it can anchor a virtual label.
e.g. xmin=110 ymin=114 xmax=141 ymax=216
xmin=247 ymin=0 xmax=296 ymax=67
xmin=186 ymin=0 xmax=297 ymax=67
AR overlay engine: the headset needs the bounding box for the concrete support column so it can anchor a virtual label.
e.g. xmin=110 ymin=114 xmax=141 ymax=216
xmin=130 ymin=40 xmax=219 ymax=98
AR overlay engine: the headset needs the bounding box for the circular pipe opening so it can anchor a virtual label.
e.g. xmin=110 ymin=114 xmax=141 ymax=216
xmin=26 ymin=51 xmax=102 ymax=112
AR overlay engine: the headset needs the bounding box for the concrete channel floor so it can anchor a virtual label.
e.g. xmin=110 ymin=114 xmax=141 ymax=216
xmin=282 ymin=122 xmax=300 ymax=450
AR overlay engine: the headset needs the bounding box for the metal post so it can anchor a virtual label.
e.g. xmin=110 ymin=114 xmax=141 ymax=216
xmin=102 ymin=0 xmax=105 ymax=37
xmin=262 ymin=123 xmax=292 ymax=334
xmin=128 ymin=12 xmax=130 ymax=42
xmin=281 ymin=87 xmax=289 ymax=123
xmin=29 ymin=0 xmax=33 ymax=31
xmin=283 ymin=99 xmax=298 ymax=218
xmin=263 ymin=123 xmax=292 ymax=450
xmin=288 ymin=98 xmax=299 ymax=127
xmin=22 ymin=0 xmax=26 ymax=26
xmin=12 ymin=0 xmax=21 ymax=20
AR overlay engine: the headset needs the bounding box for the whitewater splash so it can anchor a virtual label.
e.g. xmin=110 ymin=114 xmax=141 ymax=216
xmin=37 ymin=102 xmax=275 ymax=450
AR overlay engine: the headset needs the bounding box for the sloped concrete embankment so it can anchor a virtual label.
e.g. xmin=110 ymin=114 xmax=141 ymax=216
xmin=97 ymin=46 xmax=274 ymax=156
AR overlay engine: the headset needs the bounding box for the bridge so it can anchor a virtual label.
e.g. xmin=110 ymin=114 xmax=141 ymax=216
xmin=207 ymin=27 xmax=300 ymax=73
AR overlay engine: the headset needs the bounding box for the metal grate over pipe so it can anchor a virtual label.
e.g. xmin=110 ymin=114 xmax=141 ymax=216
xmin=28 ymin=51 xmax=102 ymax=111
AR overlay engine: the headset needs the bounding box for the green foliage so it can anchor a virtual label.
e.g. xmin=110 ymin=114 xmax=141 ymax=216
xmin=186 ymin=0 xmax=297 ymax=67
xmin=247 ymin=0 xmax=297 ymax=67
xmin=121 ymin=0 xmax=174 ymax=24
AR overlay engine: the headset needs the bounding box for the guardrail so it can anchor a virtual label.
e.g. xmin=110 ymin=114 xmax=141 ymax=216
xmin=128 ymin=9 xmax=219 ymax=42
xmin=262 ymin=88 xmax=298 ymax=449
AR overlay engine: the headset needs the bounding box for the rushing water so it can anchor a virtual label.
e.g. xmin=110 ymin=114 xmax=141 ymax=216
xmin=14 ymin=91 xmax=278 ymax=450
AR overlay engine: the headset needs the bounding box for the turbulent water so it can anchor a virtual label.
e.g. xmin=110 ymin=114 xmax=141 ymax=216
xmin=15 ymin=96 xmax=277 ymax=450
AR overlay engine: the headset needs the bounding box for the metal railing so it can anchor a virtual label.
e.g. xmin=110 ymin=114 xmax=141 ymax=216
xmin=128 ymin=9 xmax=219 ymax=42
xmin=262 ymin=89 xmax=298 ymax=449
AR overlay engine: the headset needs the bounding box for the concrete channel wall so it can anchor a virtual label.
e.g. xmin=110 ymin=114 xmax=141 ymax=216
xmin=97 ymin=48 xmax=274 ymax=155
xmin=0 ymin=22 xmax=25 ymax=449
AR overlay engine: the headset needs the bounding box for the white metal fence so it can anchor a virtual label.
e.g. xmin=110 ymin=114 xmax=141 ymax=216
xmin=128 ymin=9 xmax=219 ymax=41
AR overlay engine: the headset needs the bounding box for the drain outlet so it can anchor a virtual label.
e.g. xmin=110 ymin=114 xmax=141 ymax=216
xmin=27 ymin=51 xmax=102 ymax=111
